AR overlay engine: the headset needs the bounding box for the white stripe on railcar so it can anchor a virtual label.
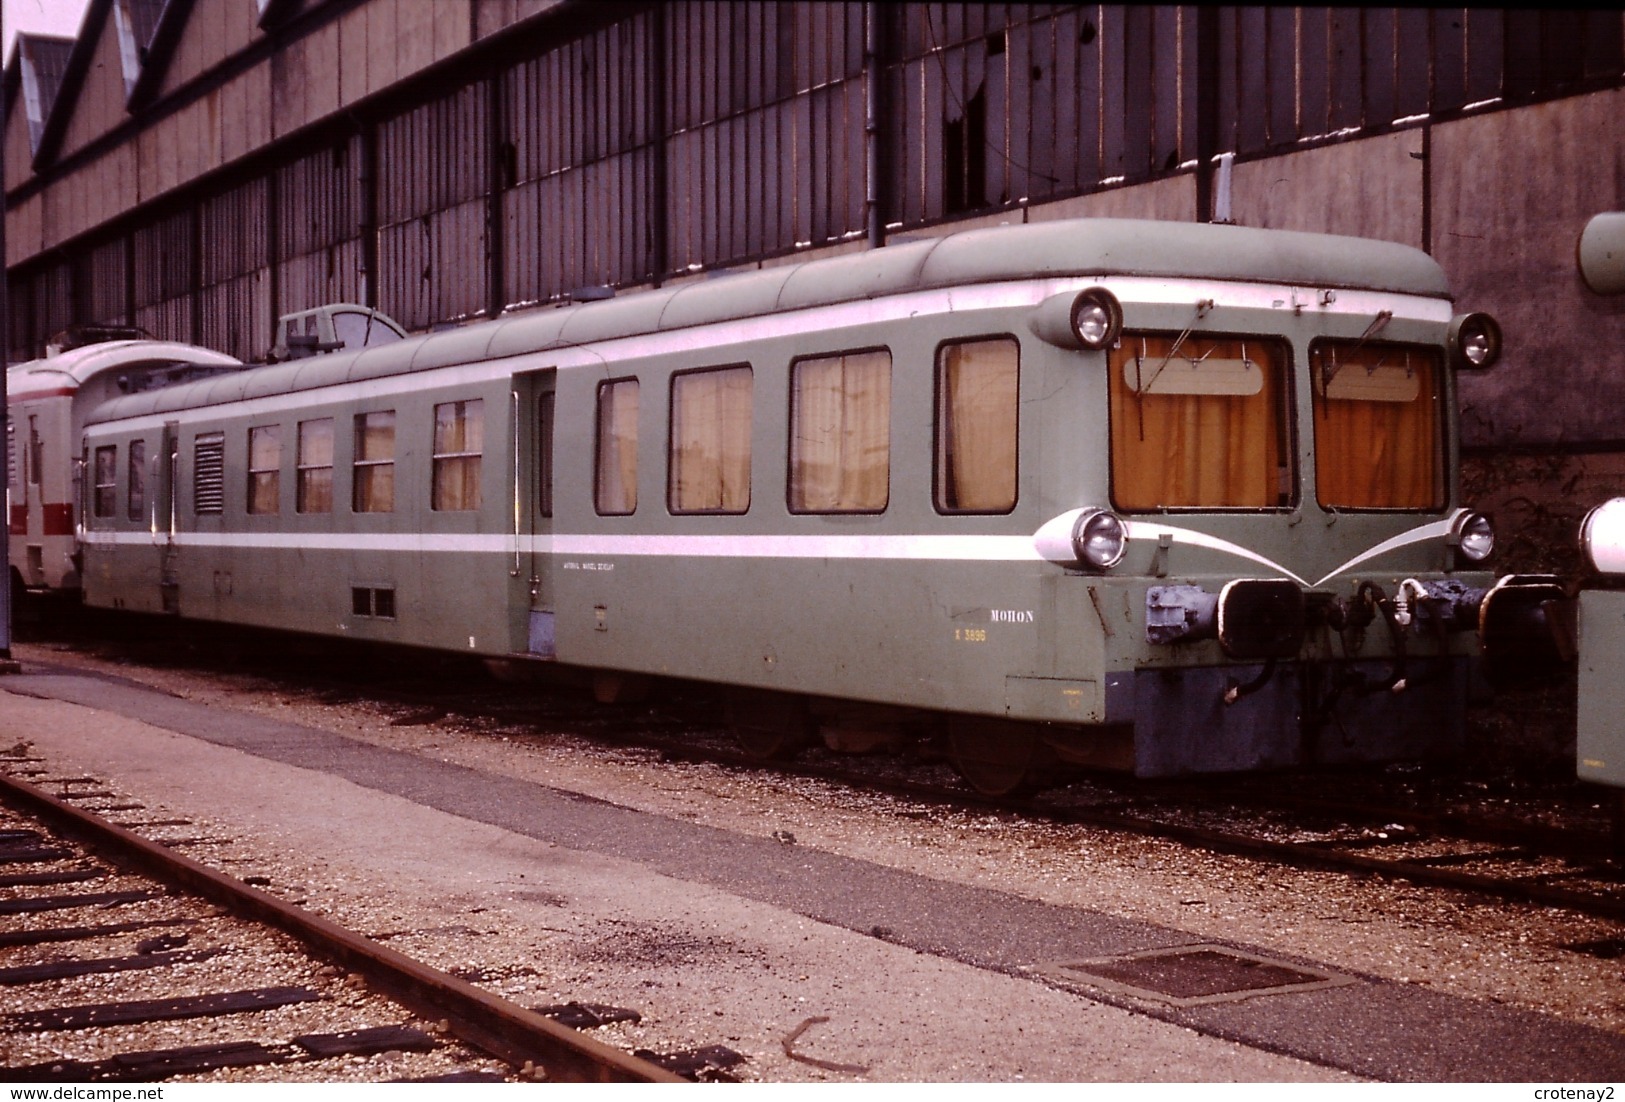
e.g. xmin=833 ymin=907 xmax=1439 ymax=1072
xmin=83 ymin=513 xmax=1461 ymax=584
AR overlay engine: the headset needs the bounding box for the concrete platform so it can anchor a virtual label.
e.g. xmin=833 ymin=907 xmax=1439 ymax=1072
xmin=4 ymin=663 xmax=1624 ymax=1082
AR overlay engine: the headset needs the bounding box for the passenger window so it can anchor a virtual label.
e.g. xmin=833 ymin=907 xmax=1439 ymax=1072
xmin=353 ymin=411 xmax=396 ymax=513
xmin=1311 ymin=340 xmax=1443 ymax=511
xmin=935 ymin=338 xmax=1019 ymax=514
xmin=789 ymin=349 xmax=891 ymax=514
xmin=432 ymin=399 xmax=484 ymax=511
xmin=92 ymin=446 xmax=117 ymax=518
xmin=127 ymin=440 xmax=146 ymax=521
xmin=1108 ymin=334 xmax=1292 ymax=510
xmin=670 ymin=366 xmax=752 ymax=515
xmin=194 ymin=432 xmax=226 ymax=515
xmin=595 ymin=379 xmax=639 ymax=516
xmin=297 ymin=418 xmax=334 ymax=514
xmin=247 ymin=425 xmax=281 ymax=515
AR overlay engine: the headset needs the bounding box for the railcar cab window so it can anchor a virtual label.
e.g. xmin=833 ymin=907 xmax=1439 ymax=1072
xmin=595 ymin=379 xmax=640 ymax=516
xmin=247 ymin=425 xmax=281 ymax=515
xmin=297 ymin=419 xmax=334 ymax=514
xmin=670 ymin=366 xmax=752 ymax=514
xmin=935 ymin=338 xmax=1019 ymax=514
xmin=789 ymin=349 xmax=892 ymax=514
xmin=432 ymin=399 xmax=483 ymax=512
xmin=1310 ymin=340 xmax=1443 ymax=510
xmin=1108 ymin=334 xmax=1292 ymax=511
xmin=353 ymin=411 xmax=395 ymax=513
xmin=127 ymin=440 xmax=146 ymax=521
xmin=92 ymin=446 xmax=117 ymax=518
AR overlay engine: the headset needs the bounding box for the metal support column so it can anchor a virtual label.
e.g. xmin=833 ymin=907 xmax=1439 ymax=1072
xmin=1 ymin=2 xmax=16 ymax=671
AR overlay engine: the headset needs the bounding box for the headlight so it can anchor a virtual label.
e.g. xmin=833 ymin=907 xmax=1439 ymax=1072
xmin=1070 ymin=288 xmax=1123 ymax=350
xmin=1030 ymin=287 xmax=1123 ymax=351
xmin=1453 ymin=511 xmax=1495 ymax=562
xmin=1071 ymin=509 xmax=1127 ymax=570
xmin=1578 ymin=212 xmax=1625 ymax=295
xmin=1580 ymin=498 xmax=1625 ymax=575
xmin=1448 ymin=313 xmax=1502 ymax=369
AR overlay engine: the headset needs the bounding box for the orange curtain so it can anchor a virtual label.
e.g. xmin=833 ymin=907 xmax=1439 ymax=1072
xmin=671 ymin=367 xmax=753 ymax=513
xmin=247 ymin=425 xmax=281 ymax=515
xmin=937 ymin=338 xmax=1019 ymax=512
xmin=433 ymin=399 xmax=484 ymax=511
xmin=1108 ymin=335 xmax=1286 ymax=510
xmin=790 ymin=351 xmax=891 ymax=512
xmin=595 ymin=381 xmax=639 ymax=515
xmin=1311 ymin=343 xmax=1442 ymax=509
xmin=297 ymin=418 xmax=334 ymax=514
xmin=353 ymin=412 xmax=396 ymax=513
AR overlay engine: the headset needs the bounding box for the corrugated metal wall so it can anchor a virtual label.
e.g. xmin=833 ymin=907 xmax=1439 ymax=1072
xmin=377 ymin=85 xmax=491 ymax=325
xmin=79 ymin=237 xmax=129 ymax=332
xmin=132 ymin=207 xmax=196 ymax=344
xmin=200 ymin=178 xmax=271 ymax=358
xmin=503 ymin=12 xmax=657 ymax=304
xmin=8 ymin=3 xmax=1623 ymax=363
xmin=275 ymin=137 xmax=365 ymax=324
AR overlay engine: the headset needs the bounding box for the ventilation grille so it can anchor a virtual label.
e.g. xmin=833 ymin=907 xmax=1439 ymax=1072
xmin=193 ymin=433 xmax=225 ymax=514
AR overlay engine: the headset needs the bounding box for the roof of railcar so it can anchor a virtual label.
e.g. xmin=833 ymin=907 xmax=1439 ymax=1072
xmin=7 ymin=340 xmax=241 ymax=401
xmin=84 ymin=218 xmax=1452 ymax=422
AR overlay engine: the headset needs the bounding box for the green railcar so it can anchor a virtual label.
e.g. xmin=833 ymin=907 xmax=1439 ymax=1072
xmin=1574 ymin=216 xmax=1625 ymax=841
xmin=76 ymin=218 xmax=1559 ymax=791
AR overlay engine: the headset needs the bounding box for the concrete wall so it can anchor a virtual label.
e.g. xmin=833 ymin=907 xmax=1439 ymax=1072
xmin=1435 ymin=90 xmax=1625 ymax=449
xmin=1200 ymin=92 xmax=1625 ymax=452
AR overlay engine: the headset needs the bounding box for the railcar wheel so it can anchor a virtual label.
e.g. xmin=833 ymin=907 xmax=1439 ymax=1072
xmin=948 ymin=716 xmax=1038 ymax=797
xmin=725 ymin=688 xmax=815 ymax=762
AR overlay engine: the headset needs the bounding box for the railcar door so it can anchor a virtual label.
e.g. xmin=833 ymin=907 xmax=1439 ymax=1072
xmin=516 ymin=371 xmax=557 ymax=657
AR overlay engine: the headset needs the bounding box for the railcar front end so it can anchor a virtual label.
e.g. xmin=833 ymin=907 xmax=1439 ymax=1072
xmin=911 ymin=263 xmax=1564 ymax=787
xmin=7 ymin=340 xmax=241 ymax=609
xmin=1578 ymin=499 xmax=1625 ymax=793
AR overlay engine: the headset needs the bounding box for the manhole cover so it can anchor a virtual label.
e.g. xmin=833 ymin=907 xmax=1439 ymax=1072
xmin=1041 ymin=944 xmax=1354 ymax=1007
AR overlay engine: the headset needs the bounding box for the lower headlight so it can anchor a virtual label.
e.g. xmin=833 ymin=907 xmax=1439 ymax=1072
xmin=1453 ymin=511 xmax=1495 ymax=562
xmin=1072 ymin=509 xmax=1127 ymax=570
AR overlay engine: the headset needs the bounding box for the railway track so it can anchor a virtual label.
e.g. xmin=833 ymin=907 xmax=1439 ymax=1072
xmin=0 ymin=760 xmax=685 ymax=1083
